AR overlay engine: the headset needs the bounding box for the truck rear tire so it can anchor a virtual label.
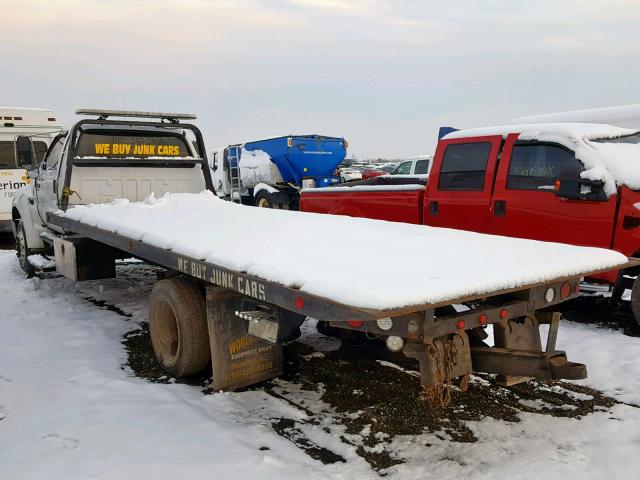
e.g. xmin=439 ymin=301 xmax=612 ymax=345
xmin=15 ymin=220 xmax=35 ymax=278
xmin=630 ymin=277 xmax=640 ymax=328
xmin=149 ymin=277 xmax=210 ymax=377
xmin=255 ymin=190 xmax=275 ymax=209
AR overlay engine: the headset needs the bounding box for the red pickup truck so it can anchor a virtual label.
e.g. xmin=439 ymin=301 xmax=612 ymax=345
xmin=301 ymin=122 xmax=640 ymax=325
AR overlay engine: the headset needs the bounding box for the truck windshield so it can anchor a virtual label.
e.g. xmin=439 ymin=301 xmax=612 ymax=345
xmin=75 ymin=132 xmax=191 ymax=158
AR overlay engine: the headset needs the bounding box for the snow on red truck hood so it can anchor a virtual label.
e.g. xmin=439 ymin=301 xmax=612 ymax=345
xmin=62 ymin=191 xmax=627 ymax=310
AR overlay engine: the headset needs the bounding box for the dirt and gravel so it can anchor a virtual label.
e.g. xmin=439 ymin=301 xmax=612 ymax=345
xmin=121 ymin=293 xmax=638 ymax=471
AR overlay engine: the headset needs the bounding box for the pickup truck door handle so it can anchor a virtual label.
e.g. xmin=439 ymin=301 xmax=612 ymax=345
xmin=494 ymin=200 xmax=506 ymax=217
xmin=429 ymin=201 xmax=439 ymax=216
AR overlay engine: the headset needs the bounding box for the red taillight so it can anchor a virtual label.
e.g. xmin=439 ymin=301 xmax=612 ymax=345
xmin=560 ymin=282 xmax=572 ymax=299
xmin=575 ymin=283 xmax=581 ymax=293
xmin=456 ymin=319 xmax=465 ymax=330
xmin=555 ymin=179 xmax=561 ymax=191
xmin=479 ymin=314 xmax=488 ymax=325
xmin=294 ymin=296 xmax=305 ymax=310
xmin=347 ymin=320 xmax=363 ymax=328
xmin=499 ymin=309 xmax=508 ymax=319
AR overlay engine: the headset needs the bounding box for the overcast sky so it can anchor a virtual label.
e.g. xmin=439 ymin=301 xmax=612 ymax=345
xmin=3 ymin=0 xmax=640 ymax=158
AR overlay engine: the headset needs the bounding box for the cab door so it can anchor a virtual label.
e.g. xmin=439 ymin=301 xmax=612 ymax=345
xmin=491 ymin=133 xmax=616 ymax=248
xmin=35 ymin=134 xmax=66 ymax=225
xmin=424 ymin=135 xmax=502 ymax=233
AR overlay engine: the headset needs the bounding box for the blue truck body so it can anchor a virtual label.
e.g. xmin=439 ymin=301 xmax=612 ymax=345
xmin=242 ymin=135 xmax=347 ymax=188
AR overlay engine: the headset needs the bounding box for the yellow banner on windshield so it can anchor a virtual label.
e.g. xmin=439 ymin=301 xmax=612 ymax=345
xmin=93 ymin=143 xmax=181 ymax=156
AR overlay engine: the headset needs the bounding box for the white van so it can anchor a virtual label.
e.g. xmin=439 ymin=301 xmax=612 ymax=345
xmin=0 ymin=108 xmax=61 ymax=232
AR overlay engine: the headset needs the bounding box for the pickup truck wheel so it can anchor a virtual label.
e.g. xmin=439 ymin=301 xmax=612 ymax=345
xmin=15 ymin=220 xmax=35 ymax=278
xmin=255 ymin=191 xmax=275 ymax=209
xmin=630 ymin=277 xmax=640 ymax=328
xmin=149 ymin=278 xmax=210 ymax=377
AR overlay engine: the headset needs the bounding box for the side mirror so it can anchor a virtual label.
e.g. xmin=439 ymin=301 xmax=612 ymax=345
xmin=555 ymin=177 xmax=608 ymax=202
xmin=16 ymin=136 xmax=35 ymax=168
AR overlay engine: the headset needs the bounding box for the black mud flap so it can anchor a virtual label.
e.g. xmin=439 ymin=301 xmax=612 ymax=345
xmin=206 ymin=286 xmax=283 ymax=391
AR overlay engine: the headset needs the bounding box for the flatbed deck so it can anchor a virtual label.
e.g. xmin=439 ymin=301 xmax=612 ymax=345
xmin=48 ymin=212 xmax=636 ymax=321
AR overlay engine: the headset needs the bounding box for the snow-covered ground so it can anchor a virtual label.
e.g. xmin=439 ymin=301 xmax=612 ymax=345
xmin=2 ymin=249 xmax=640 ymax=479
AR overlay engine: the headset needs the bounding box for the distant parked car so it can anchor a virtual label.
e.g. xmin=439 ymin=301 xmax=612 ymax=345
xmin=390 ymin=156 xmax=432 ymax=175
xmin=378 ymin=164 xmax=396 ymax=173
xmin=361 ymin=168 xmax=386 ymax=180
xmin=339 ymin=166 xmax=363 ymax=182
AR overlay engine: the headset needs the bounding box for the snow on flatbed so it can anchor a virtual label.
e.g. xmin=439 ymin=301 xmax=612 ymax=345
xmin=62 ymin=191 xmax=627 ymax=310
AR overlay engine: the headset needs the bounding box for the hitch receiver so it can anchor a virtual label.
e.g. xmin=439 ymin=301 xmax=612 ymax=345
xmin=470 ymin=347 xmax=587 ymax=381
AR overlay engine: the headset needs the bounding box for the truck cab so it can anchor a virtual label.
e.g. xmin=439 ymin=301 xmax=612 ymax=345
xmin=0 ymin=108 xmax=62 ymax=232
xmin=12 ymin=108 xmax=212 ymax=275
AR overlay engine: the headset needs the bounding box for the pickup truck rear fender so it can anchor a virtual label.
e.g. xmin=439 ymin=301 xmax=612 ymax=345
xmin=11 ymin=188 xmax=46 ymax=251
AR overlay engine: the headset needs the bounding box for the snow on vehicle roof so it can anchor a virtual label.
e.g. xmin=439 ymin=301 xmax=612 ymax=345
xmin=62 ymin=191 xmax=626 ymax=311
xmin=512 ymin=104 xmax=640 ymax=129
xmin=443 ymin=122 xmax=637 ymax=141
xmin=444 ymin=123 xmax=640 ymax=196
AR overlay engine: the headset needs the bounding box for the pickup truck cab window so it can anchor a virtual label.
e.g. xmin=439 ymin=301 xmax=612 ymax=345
xmin=393 ymin=161 xmax=412 ymax=175
xmin=438 ymin=142 xmax=491 ymax=191
xmin=414 ymin=159 xmax=429 ymax=174
xmin=506 ymin=143 xmax=582 ymax=191
xmin=42 ymin=135 xmax=65 ymax=170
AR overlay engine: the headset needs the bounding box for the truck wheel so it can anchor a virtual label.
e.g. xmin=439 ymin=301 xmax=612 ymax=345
xmin=316 ymin=320 xmax=342 ymax=338
xmin=276 ymin=309 xmax=305 ymax=342
xmin=15 ymin=220 xmax=35 ymax=278
xmin=149 ymin=277 xmax=210 ymax=377
xmin=255 ymin=190 xmax=275 ymax=209
xmin=630 ymin=277 xmax=640 ymax=328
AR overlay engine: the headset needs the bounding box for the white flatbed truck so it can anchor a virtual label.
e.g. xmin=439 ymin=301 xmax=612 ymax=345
xmin=12 ymin=109 xmax=635 ymax=393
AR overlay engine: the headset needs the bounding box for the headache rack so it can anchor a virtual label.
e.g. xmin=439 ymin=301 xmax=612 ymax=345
xmin=75 ymin=109 xmax=197 ymax=123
